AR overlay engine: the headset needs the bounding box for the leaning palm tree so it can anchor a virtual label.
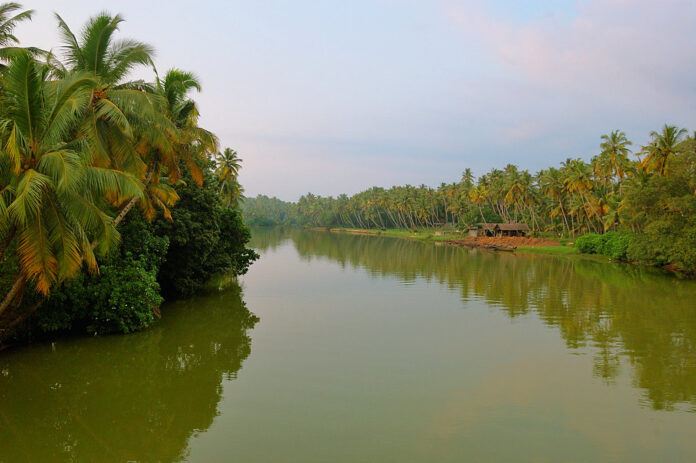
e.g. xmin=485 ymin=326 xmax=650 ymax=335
xmin=0 ymin=53 xmax=143 ymax=314
xmin=115 ymin=68 xmax=218 ymax=222
xmin=640 ymin=125 xmax=687 ymax=176
xmin=54 ymin=12 xmax=160 ymax=179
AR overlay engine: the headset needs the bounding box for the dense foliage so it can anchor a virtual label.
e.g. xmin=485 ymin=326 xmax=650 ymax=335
xmin=242 ymin=195 xmax=295 ymax=226
xmin=575 ymin=232 xmax=631 ymax=260
xmin=153 ymin=164 xmax=258 ymax=299
xmin=35 ymin=163 xmax=258 ymax=335
xmin=36 ymin=215 xmax=168 ymax=334
xmin=0 ymin=4 xmax=257 ymax=339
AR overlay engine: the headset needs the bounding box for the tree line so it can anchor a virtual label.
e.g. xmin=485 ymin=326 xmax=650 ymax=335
xmin=245 ymin=127 xmax=696 ymax=271
xmin=0 ymin=4 xmax=255 ymax=340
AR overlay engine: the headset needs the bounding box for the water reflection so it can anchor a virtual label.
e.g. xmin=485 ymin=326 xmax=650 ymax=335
xmin=253 ymin=228 xmax=696 ymax=412
xmin=0 ymin=284 xmax=258 ymax=463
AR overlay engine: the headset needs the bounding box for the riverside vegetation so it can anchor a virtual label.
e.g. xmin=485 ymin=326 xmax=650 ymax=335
xmin=244 ymin=128 xmax=696 ymax=273
xmin=0 ymin=4 xmax=257 ymax=344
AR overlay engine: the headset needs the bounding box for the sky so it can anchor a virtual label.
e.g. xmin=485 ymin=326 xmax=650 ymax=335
xmin=14 ymin=0 xmax=696 ymax=201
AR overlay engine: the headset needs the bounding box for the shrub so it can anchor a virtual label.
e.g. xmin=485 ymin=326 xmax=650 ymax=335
xmin=576 ymin=232 xmax=632 ymax=261
xmin=602 ymin=232 xmax=632 ymax=260
xmin=35 ymin=214 xmax=169 ymax=335
xmin=575 ymin=233 xmax=603 ymax=254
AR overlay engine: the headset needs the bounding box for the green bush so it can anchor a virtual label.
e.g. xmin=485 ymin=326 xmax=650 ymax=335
xmin=602 ymin=232 xmax=631 ymax=260
xmin=575 ymin=233 xmax=603 ymax=254
xmin=576 ymin=232 xmax=632 ymax=260
xmin=36 ymin=214 xmax=169 ymax=335
xmin=626 ymin=217 xmax=696 ymax=272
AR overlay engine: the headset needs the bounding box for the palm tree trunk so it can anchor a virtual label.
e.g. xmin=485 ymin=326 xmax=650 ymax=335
xmin=113 ymin=169 xmax=155 ymax=228
xmin=0 ymin=275 xmax=25 ymax=318
xmin=478 ymin=205 xmax=486 ymax=224
xmin=559 ymin=201 xmax=570 ymax=236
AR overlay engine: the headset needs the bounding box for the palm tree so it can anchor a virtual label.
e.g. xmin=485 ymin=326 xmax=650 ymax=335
xmin=216 ymin=148 xmax=242 ymax=192
xmin=598 ymin=130 xmax=632 ymax=180
xmin=114 ymin=68 xmax=218 ymax=223
xmin=220 ymin=179 xmax=244 ymax=209
xmin=562 ymin=158 xmax=600 ymax=233
xmin=469 ymin=185 xmax=489 ymax=224
xmin=54 ymin=12 xmax=161 ymax=195
xmin=216 ymin=147 xmax=244 ymax=209
xmin=0 ymin=53 xmax=142 ymax=314
xmin=538 ymin=168 xmax=570 ymax=235
xmin=0 ymin=2 xmax=36 ymax=66
xmin=461 ymin=168 xmax=474 ymax=187
xmin=640 ymin=125 xmax=687 ymax=176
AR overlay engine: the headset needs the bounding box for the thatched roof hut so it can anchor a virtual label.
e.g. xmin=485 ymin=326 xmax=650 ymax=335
xmin=496 ymin=223 xmax=530 ymax=232
xmin=474 ymin=222 xmax=530 ymax=237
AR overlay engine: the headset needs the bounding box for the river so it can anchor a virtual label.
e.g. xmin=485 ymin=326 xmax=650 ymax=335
xmin=2 ymin=228 xmax=696 ymax=462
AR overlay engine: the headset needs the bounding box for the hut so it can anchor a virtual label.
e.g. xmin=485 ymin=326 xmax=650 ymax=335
xmin=476 ymin=223 xmax=497 ymax=237
xmin=472 ymin=223 xmax=530 ymax=237
xmin=495 ymin=223 xmax=530 ymax=237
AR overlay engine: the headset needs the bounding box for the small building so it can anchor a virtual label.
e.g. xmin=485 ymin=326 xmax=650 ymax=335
xmin=476 ymin=223 xmax=497 ymax=237
xmin=495 ymin=223 xmax=530 ymax=237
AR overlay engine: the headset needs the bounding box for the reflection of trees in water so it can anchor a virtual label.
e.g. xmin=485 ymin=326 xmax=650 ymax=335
xmin=249 ymin=226 xmax=295 ymax=252
xmin=0 ymin=284 xmax=258 ymax=463
xmin=291 ymin=231 xmax=696 ymax=411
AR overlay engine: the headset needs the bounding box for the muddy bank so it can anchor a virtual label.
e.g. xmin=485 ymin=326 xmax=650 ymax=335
xmin=445 ymin=236 xmax=560 ymax=249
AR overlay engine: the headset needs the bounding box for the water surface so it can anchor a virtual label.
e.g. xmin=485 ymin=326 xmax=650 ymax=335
xmin=2 ymin=228 xmax=696 ymax=462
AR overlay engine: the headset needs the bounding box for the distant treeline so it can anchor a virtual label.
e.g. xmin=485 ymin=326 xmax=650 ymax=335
xmin=242 ymin=195 xmax=296 ymax=227
xmin=244 ymin=126 xmax=696 ymax=272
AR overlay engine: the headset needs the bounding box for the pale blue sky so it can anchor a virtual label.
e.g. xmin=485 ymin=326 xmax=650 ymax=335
xmin=16 ymin=0 xmax=696 ymax=200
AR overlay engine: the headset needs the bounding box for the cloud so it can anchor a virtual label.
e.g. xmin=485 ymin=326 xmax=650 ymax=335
xmin=445 ymin=0 xmax=696 ymax=110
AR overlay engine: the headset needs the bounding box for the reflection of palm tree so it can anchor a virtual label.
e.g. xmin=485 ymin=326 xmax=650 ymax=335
xmin=0 ymin=282 xmax=258 ymax=462
xmin=290 ymin=230 xmax=696 ymax=411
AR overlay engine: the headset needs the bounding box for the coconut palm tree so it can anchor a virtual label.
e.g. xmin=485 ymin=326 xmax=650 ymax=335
xmin=469 ymin=185 xmax=489 ymax=224
xmin=220 ymin=178 xmax=244 ymax=209
xmin=0 ymin=53 xmax=143 ymax=314
xmin=598 ymin=130 xmax=632 ymax=181
xmin=114 ymin=68 xmax=218 ymax=223
xmin=538 ymin=167 xmax=570 ymax=235
xmin=0 ymin=2 xmax=37 ymax=66
xmin=215 ymin=148 xmax=242 ymax=191
xmin=54 ymin=12 xmax=161 ymax=185
xmin=640 ymin=125 xmax=687 ymax=176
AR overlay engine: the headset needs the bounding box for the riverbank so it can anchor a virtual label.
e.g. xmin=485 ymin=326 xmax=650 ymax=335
xmin=312 ymin=227 xmax=461 ymax=242
xmin=317 ymin=227 xmax=696 ymax=275
xmin=317 ymin=227 xmax=584 ymax=257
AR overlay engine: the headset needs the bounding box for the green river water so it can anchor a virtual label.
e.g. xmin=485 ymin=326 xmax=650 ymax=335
xmin=2 ymin=228 xmax=696 ymax=462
